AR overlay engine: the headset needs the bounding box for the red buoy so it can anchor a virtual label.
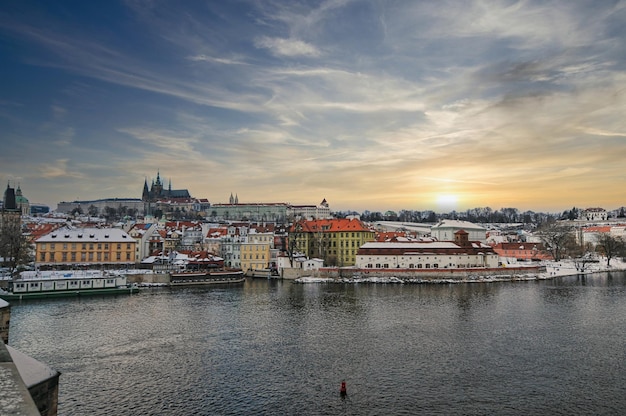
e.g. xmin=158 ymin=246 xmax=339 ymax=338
xmin=340 ymin=380 xmax=347 ymax=396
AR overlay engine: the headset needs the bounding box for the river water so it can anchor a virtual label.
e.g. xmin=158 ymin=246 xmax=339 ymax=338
xmin=8 ymin=272 xmax=626 ymax=415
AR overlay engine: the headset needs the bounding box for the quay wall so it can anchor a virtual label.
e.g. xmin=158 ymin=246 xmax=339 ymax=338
xmin=318 ymin=266 xmax=545 ymax=281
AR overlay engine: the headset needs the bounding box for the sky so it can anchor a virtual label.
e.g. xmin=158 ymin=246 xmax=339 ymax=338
xmin=1 ymin=0 xmax=625 ymax=214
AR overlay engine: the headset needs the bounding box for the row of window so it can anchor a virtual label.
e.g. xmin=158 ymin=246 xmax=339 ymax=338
xmin=366 ymin=263 xmax=441 ymax=269
xmin=364 ymin=263 xmax=486 ymax=269
xmin=39 ymin=252 xmax=133 ymax=262
xmin=242 ymin=254 xmax=266 ymax=260
xmin=40 ymin=243 xmax=133 ymax=250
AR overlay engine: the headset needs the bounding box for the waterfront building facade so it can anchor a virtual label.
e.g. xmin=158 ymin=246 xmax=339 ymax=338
xmin=241 ymin=241 xmax=271 ymax=272
xmin=289 ymin=218 xmax=375 ymax=266
xmin=356 ymin=231 xmax=499 ymax=270
xmin=34 ymin=227 xmax=136 ymax=269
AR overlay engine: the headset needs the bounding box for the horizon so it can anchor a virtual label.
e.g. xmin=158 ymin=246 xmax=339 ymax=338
xmin=1 ymin=1 xmax=625 ymax=214
xmin=5 ymin=179 xmax=624 ymax=217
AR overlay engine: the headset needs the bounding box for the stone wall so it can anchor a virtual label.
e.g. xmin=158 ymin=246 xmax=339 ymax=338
xmin=1 ymin=301 xmax=9 ymax=344
xmin=319 ymin=266 xmax=545 ymax=281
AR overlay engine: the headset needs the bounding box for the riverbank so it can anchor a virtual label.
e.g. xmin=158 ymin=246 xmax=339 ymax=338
xmin=295 ymin=258 xmax=626 ymax=284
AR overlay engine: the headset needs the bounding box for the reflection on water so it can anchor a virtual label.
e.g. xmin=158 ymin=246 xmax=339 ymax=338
xmin=9 ymin=272 xmax=626 ymax=415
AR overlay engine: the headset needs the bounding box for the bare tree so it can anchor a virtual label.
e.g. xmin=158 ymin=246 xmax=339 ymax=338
xmin=595 ymin=232 xmax=624 ymax=267
xmin=0 ymin=212 xmax=33 ymax=277
xmin=537 ymin=222 xmax=576 ymax=261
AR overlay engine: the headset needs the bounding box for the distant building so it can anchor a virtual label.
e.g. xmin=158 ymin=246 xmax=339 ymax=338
xmin=580 ymin=208 xmax=608 ymax=221
xmin=1 ymin=183 xmax=22 ymax=236
xmin=142 ymin=171 xmax=191 ymax=202
xmin=142 ymin=171 xmax=193 ymax=217
xmin=209 ymin=197 xmax=290 ymax=222
xmin=290 ymin=199 xmax=331 ymax=220
xmin=431 ymin=219 xmax=487 ymax=242
xmin=491 ymin=242 xmax=552 ymax=261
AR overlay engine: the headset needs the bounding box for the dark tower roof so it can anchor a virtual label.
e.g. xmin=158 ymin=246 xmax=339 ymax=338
xmin=3 ymin=183 xmax=17 ymax=210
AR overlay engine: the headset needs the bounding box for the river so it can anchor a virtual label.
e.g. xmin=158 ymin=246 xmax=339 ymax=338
xmin=8 ymin=272 xmax=626 ymax=415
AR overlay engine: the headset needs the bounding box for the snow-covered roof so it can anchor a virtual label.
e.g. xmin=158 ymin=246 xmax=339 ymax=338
xmin=431 ymin=220 xmax=485 ymax=230
xmin=36 ymin=227 xmax=132 ymax=243
xmin=361 ymin=241 xmax=460 ymax=249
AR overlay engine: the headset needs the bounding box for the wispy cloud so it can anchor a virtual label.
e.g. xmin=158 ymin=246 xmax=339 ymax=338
xmin=254 ymin=36 xmax=321 ymax=57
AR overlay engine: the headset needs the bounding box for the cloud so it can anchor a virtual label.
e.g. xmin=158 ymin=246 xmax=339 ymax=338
xmin=38 ymin=159 xmax=84 ymax=179
xmin=254 ymin=36 xmax=321 ymax=57
xmin=187 ymin=54 xmax=249 ymax=65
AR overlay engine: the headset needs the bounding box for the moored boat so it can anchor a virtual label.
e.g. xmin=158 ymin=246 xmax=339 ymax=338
xmin=169 ymin=269 xmax=245 ymax=286
xmin=0 ymin=272 xmax=138 ymax=301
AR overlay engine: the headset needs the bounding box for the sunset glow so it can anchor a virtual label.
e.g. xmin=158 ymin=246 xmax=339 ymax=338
xmin=0 ymin=1 xmax=624 ymax=213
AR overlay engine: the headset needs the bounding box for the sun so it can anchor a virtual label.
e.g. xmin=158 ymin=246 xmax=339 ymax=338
xmin=436 ymin=194 xmax=458 ymax=211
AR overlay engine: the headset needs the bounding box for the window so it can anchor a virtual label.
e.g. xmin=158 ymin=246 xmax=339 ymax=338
xmin=41 ymin=243 xmax=46 ymax=249
xmin=104 ymin=243 xmax=109 ymax=250
xmin=116 ymin=253 xmax=121 ymax=260
xmin=40 ymin=253 xmax=45 ymax=261
xmin=417 ymin=264 xmax=423 ymax=269
xmin=82 ymin=243 xmax=86 ymax=249
xmin=117 ymin=243 xmax=121 ymax=250
xmin=81 ymin=253 xmax=86 ymax=261
xmin=71 ymin=252 xmax=76 ymax=261
xmin=50 ymin=243 xmax=55 ymax=250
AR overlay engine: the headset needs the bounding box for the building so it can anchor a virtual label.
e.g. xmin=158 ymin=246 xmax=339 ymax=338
xmin=208 ymin=201 xmax=290 ymax=222
xmin=289 ymin=199 xmax=331 ymax=220
xmin=431 ymin=219 xmax=487 ymax=242
xmin=491 ymin=242 xmax=552 ymax=261
xmin=289 ymin=218 xmax=375 ymax=266
xmin=356 ymin=230 xmax=499 ymax=269
xmin=34 ymin=227 xmax=136 ymax=268
xmin=580 ymin=208 xmax=608 ymax=221
xmin=241 ymin=241 xmax=271 ymax=272
xmin=142 ymin=171 xmax=193 ymax=217
xmin=142 ymin=171 xmax=191 ymax=203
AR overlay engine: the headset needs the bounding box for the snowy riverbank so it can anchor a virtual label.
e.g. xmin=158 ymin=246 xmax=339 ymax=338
xmin=294 ymin=258 xmax=626 ymax=284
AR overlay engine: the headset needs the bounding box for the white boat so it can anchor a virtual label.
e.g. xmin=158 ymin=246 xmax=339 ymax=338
xmin=0 ymin=272 xmax=138 ymax=301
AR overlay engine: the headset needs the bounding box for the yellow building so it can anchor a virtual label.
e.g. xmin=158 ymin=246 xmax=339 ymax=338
xmin=240 ymin=241 xmax=271 ymax=272
xmin=289 ymin=218 xmax=375 ymax=266
xmin=35 ymin=227 xmax=136 ymax=268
